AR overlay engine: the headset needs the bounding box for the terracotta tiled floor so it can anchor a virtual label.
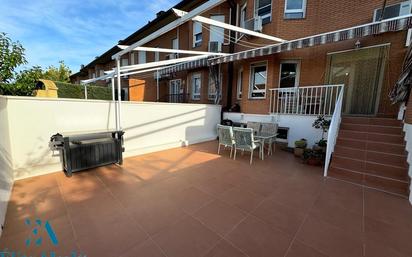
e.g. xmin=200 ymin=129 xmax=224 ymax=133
xmin=1 ymin=141 xmax=412 ymax=257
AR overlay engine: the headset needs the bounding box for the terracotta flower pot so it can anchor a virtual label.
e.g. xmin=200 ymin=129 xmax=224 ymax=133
xmin=307 ymin=157 xmax=321 ymax=166
xmin=294 ymin=148 xmax=304 ymax=157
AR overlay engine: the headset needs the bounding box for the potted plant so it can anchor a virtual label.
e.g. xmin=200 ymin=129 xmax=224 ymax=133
xmin=316 ymin=139 xmax=327 ymax=153
xmin=294 ymin=138 xmax=307 ymax=157
xmin=302 ymin=149 xmax=323 ymax=166
xmin=312 ymin=115 xmax=330 ymax=152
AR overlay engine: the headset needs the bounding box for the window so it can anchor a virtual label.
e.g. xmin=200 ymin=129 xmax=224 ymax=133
xmin=99 ymin=70 xmax=105 ymax=77
xmin=249 ymin=62 xmax=267 ymax=98
xmin=121 ymin=58 xmax=128 ymax=66
xmin=240 ymin=4 xmax=247 ymax=28
xmin=210 ymin=15 xmax=225 ymax=44
xmin=208 ymin=72 xmax=222 ymax=100
xmin=237 ymin=68 xmax=243 ymax=99
xmin=279 ymin=61 xmax=300 ymax=88
xmin=284 ymin=0 xmax=306 ymax=19
xmin=138 ymin=51 xmax=146 ymax=64
xmin=373 ymin=1 xmax=411 ymax=21
xmin=193 ymin=21 xmax=203 ymax=47
xmin=172 ymin=38 xmax=179 ymax=58
xmin=172 ymin=38 xmax=179 ymax=49
xmin=131 ymin=52 xmax=138 ymax=64
xmin=191 ymin=73 xmax=202 ymax=100
xmin=254 ymin=0 xmax=271 ymax=25
xmin=154 ymin=47 xmax=160 ymax=62
xmin=91 ymin=72 xmax=96 ymax=79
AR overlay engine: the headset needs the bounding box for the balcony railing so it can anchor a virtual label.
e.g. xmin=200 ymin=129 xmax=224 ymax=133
xmin=269 ymin=85 xmax=344 ymax=116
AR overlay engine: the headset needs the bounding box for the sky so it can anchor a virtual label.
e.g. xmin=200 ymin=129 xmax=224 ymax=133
xmin=0 ymin=0 xmax=180 ymax=73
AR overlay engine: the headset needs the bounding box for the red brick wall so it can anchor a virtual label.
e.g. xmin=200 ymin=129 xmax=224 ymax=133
xmin=234 ymin=32 xmax=406 ymax=115
xmin=71 ymin=0 xmax=407 ymax=117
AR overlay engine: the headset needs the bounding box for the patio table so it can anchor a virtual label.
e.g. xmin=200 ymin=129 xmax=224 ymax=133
xmin=254 ymin=132 xmax=278 ymax=157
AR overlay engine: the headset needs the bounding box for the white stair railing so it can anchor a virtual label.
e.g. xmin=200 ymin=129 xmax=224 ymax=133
xmin=323 ymin=85 xmax=345 ymax=177
xmin=269 ymin=85 xmax=344 ymax=116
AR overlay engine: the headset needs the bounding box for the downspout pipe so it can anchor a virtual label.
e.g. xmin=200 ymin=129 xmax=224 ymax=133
xmin=223 ymin=0 xmax=237 ymax=119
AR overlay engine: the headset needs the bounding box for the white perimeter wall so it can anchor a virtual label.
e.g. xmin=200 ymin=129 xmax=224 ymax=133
xmin=0 ymin=96 xmax=221 ymax=231
xmin=402 ymin=123 xmax=412 ymax=204
xmin=0 ymin=97 xmax=14 ymax=233
xmin=2 ymin=96 xmax=221 ymax=179
xmin=223 ymin=112 xmax=324 ymax=148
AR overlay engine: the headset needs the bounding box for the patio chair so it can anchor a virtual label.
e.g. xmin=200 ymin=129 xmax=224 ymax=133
xmin=232 ymin=127 xmax=263 ymax=165
xmin=261 ymin=123 xmax=278 ymax=155
xmin=217 ymin=124 xmax=235 ymax=158
xmin=246 ymin=122 xmax=261 ymax=133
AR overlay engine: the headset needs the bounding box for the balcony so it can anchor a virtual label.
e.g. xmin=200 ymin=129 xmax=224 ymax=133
xmin=269 ymin=85 xmax=344 ymax=116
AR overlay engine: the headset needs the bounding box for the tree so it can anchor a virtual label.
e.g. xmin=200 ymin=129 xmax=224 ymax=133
xmin=43 ymin=61 xmax=71 ymax=82
xmin=0 ymin=32 xmax=27 ymax=82
xmin=11 ymin=66 xmax=43 ymax=96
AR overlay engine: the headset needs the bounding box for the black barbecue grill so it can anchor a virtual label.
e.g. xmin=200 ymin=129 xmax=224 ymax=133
xmin=50 ymin=130 xmax=124 ymax=177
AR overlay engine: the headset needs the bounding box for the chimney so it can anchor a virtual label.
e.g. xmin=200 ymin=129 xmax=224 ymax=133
xmin=80 ymin=64 xmax=85 ymax=69
xmin=156 ymin=11 xmax=165 ymax=18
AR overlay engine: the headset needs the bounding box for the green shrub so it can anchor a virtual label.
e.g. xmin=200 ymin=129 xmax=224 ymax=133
xmin=0 ymin=81 xmax=112 ymax=100
xmin=55 ymin=81 xmax=112 ymax=100
xmin=0 ymin=82 xmax=35 ymax=96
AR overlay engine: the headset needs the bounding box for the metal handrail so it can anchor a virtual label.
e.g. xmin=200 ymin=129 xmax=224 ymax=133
xmin=323 ymin=85 xmax=344 ymax=176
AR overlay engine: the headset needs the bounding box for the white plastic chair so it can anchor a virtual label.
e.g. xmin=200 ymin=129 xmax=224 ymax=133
xmin=217 ymin=124 xmax=235 ymax=158
xmin=232 ymin=127 xmax=263 ymax=164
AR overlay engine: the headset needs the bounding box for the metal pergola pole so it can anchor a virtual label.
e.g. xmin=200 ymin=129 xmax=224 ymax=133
xmin=111 ymin=76 xmax=118 ymax=131
xmin=116 ymin=57 xmax=122 ymax=130
xmin=156 ymin=70 xmax=159 ymax=101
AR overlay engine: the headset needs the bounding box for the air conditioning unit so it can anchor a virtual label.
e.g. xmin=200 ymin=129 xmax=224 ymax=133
xmin=208 ymin=41 xmax=222 ymax=53
xmin=373 ymin=1 xmax=410 ymax=22
xmin=244 ymin=16 xmax=263 ymax=32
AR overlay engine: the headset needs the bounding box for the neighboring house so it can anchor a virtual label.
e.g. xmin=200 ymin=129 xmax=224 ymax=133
xmin=70 ymin=0 xmax=409 ymax=117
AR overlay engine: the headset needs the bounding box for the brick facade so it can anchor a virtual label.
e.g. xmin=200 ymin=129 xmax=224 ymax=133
xmin=70 ymin=0 xmax=408 ymax=117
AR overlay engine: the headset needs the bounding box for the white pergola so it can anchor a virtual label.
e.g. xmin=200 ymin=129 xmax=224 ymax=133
xmin=81 ymin=0 xmax=286 ymax=132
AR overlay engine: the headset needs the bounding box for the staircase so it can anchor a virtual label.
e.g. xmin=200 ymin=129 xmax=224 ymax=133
xmin=328 ymin=116 xmax=410 ymax=197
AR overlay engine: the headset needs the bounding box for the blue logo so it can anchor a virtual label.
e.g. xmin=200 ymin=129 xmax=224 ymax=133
xmin=0 ymin=219 xmax=86 ymax=257
xmin=25 ymin=219 xmax=59 ymax=247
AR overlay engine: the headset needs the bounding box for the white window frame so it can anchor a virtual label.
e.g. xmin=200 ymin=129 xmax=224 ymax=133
xmin=172 ymin=38 xmax=179 ymax=58
xmin=209 ymin=14 xmax=225 ymax=44
xmin=373 ymin=1 xmax=411 ymax=22
xmin=284 ymin=0 xmax=307 ymax=19
xmin=193 ymin=21 xmax=203 ymax=48
xmin=121 ymin=58 xmax=128 ymax=66
xmin=254 ymin=0 xmax=272 ymax=24
xmin=237 ymin=68 xmax=243 ymax=100
xmin=249 ymin=61 xmax=268 ymax=99
xmin=138 ymin=51 xmax=146 ymax=64
xmin=191 ymin=73 xmax=202 ymax=100
xmin=154 ymin=47 xmax=160 ymax=62
xmin=279 ymin=60 xmax=301 ymax=88
xmin=240 ymin=3 xmax=247 ymax=28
